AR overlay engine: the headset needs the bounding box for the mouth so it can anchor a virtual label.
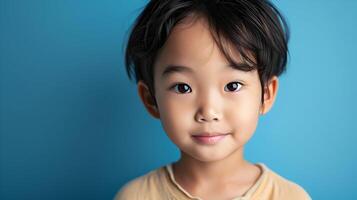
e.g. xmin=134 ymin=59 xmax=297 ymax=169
xmin=191 ymin=132 xmax=229 ymax=145
xmin=192 ymin=132 xmax=229 ymax=137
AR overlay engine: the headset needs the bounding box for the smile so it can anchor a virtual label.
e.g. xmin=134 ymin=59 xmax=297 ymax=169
xmin=191 ymin=133 xmax=229 ymax=145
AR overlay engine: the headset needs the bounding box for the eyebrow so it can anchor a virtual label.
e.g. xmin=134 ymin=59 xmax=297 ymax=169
xmin=161 ymin=63 xmax=253 ymax=78
xmin=161 ymin=65 xmax=194 ymax=78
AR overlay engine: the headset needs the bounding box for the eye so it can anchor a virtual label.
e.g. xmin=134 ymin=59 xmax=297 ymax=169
xmin=171 ymin=83 xmax=192 ymax=94
xmin=224 ymin=82 xmax=243 ymax=92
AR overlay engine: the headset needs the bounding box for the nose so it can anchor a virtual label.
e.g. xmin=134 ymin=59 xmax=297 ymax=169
xmin=194 ymin=91 xmax=222 ymax=123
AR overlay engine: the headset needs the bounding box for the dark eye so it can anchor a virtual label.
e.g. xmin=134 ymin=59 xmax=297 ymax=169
xmin=224 ymin=82 xmax=243 ymax=92
xmin=172 ymin=83 xmax=192 ymax=94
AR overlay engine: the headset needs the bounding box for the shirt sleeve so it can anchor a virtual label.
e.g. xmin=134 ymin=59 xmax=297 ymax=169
xmin=282 ymin=181 xmax=312 ymax=200
xmin=113 ymin=180 xmax=140 ymax=200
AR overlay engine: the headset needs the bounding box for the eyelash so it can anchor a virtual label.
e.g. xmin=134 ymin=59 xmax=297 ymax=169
xmin=169 ymin=82 xmax=244 ymax=94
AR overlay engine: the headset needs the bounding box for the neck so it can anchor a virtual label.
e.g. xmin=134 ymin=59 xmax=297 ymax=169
xmin=172 ymin=146 xmax=251 ymax=186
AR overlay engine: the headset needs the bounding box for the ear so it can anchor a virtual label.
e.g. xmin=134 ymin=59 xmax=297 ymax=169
xmin=260 ymin=76 xmax=279 ymax=115
xmin=137 ymin=81 xmax=160 ymax=119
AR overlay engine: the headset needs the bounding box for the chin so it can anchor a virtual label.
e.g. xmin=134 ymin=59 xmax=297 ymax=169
xmin=185 ymin=147 xmax=234 ymax=163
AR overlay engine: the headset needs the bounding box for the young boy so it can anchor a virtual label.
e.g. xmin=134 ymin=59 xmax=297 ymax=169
xmin=115 ymin=0 xmax=311 ymax=199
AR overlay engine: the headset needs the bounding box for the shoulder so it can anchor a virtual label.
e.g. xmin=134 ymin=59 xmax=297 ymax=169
xmin=113 ymin=167 xmax=167 ymax=200
xmin=264 ymin=166 xmax=312 ymax=200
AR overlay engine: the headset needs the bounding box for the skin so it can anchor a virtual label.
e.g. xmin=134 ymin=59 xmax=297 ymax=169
xmin=137 ymin=15 xmax=279 ymax=200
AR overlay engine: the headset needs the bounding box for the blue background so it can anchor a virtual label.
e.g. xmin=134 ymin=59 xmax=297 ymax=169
xmin=1 ymin=0 xmax=356 ymax=199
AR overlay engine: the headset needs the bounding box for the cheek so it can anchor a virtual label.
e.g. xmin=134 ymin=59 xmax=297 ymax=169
xmin=156 ymin=94 xmax=194 ymax=138
xmin=227 ymin=97 xmax=261 ymax=141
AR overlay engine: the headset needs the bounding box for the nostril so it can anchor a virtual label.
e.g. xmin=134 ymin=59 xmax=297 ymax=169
xmin=198 ymin=117 xmax=219 ymax=123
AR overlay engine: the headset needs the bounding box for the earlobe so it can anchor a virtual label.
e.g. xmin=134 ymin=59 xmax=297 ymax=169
xmin=137 ymin=81 xmax=160 ymax=119
xmin=260 ymin=76 xmax=279 ymax=115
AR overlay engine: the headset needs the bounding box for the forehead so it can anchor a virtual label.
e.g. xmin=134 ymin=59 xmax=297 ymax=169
xmin=164 ymin=16 xmax=215 ymax=59
xmin=154 ymin=15 xmax=255 ymax=79
xmin=154 ymin=16 xmax=257 ymax=83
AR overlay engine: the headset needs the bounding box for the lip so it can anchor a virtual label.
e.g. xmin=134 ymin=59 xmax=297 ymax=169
xmin=191 ymin=133 xmax=229 ymax=145
xmin=192 ymin=132 xmax=228 ymax=137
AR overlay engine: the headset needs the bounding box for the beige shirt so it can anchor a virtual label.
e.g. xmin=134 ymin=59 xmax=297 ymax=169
xmin=114 ymin=163 xmax=311 ymax=200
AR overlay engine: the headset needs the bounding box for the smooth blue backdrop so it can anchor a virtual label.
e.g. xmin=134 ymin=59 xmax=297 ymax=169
xmin=1 ymin=0 xmax=356 ymax=199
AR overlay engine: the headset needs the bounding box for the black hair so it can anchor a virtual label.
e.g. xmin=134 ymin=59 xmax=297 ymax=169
xmin=124 ymin=0 xmax=289 ymax=105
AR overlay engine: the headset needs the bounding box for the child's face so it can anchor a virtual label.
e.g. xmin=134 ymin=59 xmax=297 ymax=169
xmin=140 ymin=15 xmax=277 ymax=162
